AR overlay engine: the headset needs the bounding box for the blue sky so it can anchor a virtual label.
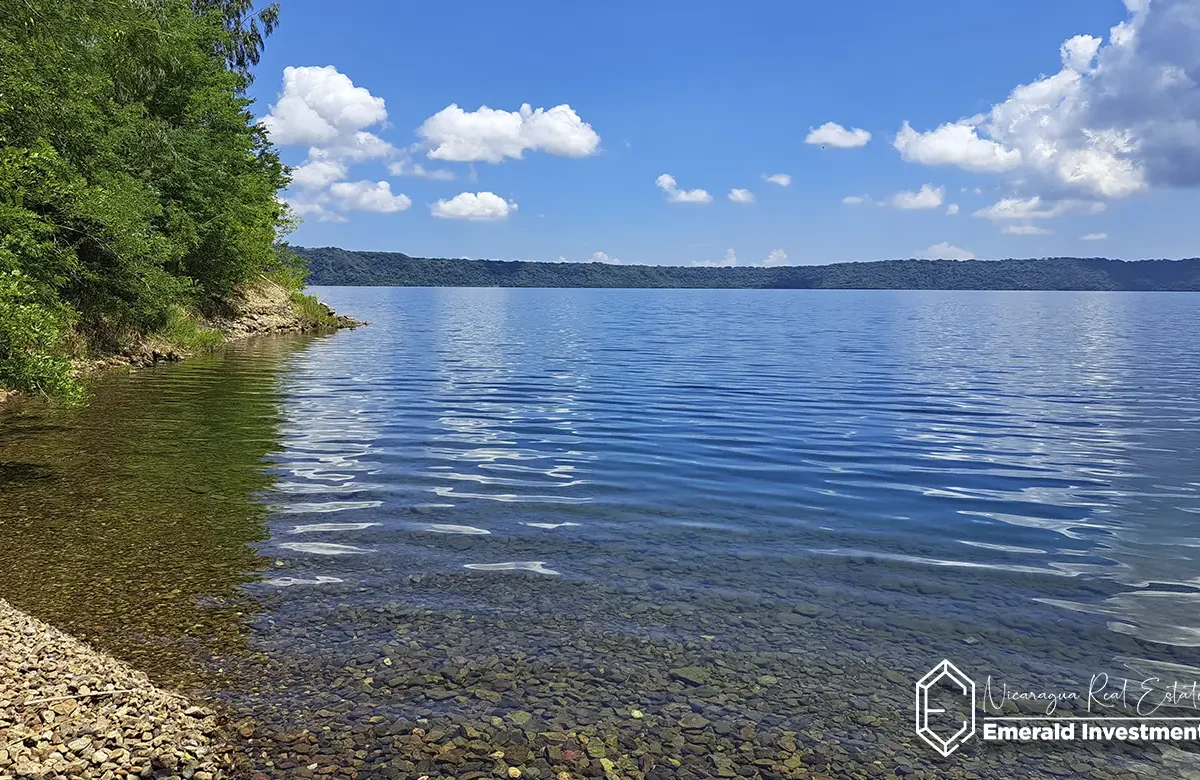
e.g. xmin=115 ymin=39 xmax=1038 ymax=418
xmin=250 ymin=0 xmax=1200 ymax=266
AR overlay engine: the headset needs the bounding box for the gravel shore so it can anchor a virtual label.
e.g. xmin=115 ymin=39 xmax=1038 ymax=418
xmin=0 ymin=599 xmax=230 ymax=780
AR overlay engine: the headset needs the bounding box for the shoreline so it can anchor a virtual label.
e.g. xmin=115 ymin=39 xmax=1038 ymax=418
xmin=0 ymin=598 xmax=231 ymax=779
xmin=0 ymin=281 xmax=362 ymax=408
xmin=84 ymin=280 xmax=364 ymax=372
xmin=0 ymin=282 xmax=363 ymax=775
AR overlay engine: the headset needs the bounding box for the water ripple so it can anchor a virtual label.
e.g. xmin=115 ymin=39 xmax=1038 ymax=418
xmin=260 ymin=287 xmax=1200 ymax=658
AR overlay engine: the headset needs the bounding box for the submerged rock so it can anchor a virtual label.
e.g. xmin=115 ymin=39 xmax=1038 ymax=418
xmin=669 ymin=666 xmax=711 ymax=686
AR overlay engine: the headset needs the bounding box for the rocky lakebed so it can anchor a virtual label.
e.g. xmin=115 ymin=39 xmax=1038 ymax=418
xmin=5 ymin=287 xmax=1200 ymax=779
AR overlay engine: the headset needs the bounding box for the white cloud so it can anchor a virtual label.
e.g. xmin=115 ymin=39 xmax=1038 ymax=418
xmin=1002 ymin=225 xmax=1054 ymax=235
xmin=318 ymin=131 xmax=395 ymax=162
xmin=329 ymin=180 xmax=412 ymax=213
xmin=920 ymin=242 xmax=976 ymax=261
xmin=1061 ymin=34 xmax=1103 ymax=72
xmin=695 ymin=248 xmax=738 ymax=267
xmin=291 ymin=158 xmax=348 ymax=190
xmin=588 ymin=251 xmax=620 ymax=264
xmin=763 ymin=173 xmax=791 ymax=187
xmin=973 ymin=196 xmax=1105 ymax=221
xmin=728 ymin=188 xmax=756 ymax=203
xmin=1081 ymin=232 xmax=1109 ymax=240
xmin=284 ymin=195 xmax=348 ymax=223
xmin=806 ymin=122 xmax=871 ymax=148
xmin=895 ymin=0 xmax=1200 ymax=199
xmin=262 ymin=66 xmax=388 ymax=146
xmin=842 ymin=195 xmax=868 ymax=205
xmin=387 ymin=157 xmax=456 ymax=180
xmin=946 ymin=203 xmax=960 ymax=215
xmin=762 ymin=249 xmax=788 ymax=267
xmin=889 ymin=184 xmax=945 ymax=210
xmin=265 ymin=66 xmax=401 ymax=221
xmin=894 ymin=119 xmax=1021 ymax=173
xmin=656 ymin=174 xmax=712 ymax=204
xmin=430 ymin=191 xmax=518 ymax=221
xmin=419 ymin=103 xmax=600 ymax=163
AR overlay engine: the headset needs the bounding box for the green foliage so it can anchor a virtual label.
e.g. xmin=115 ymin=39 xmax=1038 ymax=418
xmin=299 ymin=247 xmax=1200 ymax=291
xmin=0 ymin=271 xmax=81 ymax=401
xmin=193 ymin=0 xmax=281 ymax=79
xmin=263 ymin=243 xmax=312 ymax=292
xmin=158 ymin=307 xmax=226 ymax=353
xmin=289 ymin=291 xmax=339 ymax=328
xmin=0 ymin=0 xmax=289 ymax=400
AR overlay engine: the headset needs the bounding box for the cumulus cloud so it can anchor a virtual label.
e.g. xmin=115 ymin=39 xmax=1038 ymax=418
xmin=289 ymin=131 xmax=400 ymax=193
xmin=1003 ymin=225 xmax=1054 ymax=235
xmin=656 ymin=174 xmax=712 ymax=204
xmin=889 ymin=184 xmax=945 ymax=210
xmin=329 ymin=180 xmax=412 ymax=213
xmin=806 ymin=122 xmax=871 ymax=148
xmin=762 ymin=249 xmax=789 ymax=267
xmin=419 ymin=103 xmax=600 ymax=163
xmin=430 ymin=191 xmax=518 ymax=221
xmin=842 ymin=195 xmax=868 ymax=205
xmin=588 ymin=251 xmax=620 ymax=264
xmin=973 ymin=196 xmax=1105 ymax=221
xmin=1081 ymin=232 xmax=1109 ymax=240
xmin=290 ymin=158 xmax=348 ymax=190
xmin=315 ymin=131 xmax=396 ymax=162
xmin=263 ymin=66 xmax=387 ymax=146
xmin=695 ymin=248 xmax=738 ymax=267
xmin=284 ymin=195 xmax=347 ymax=223
xmin=895 ymin=0 xmax=1200 ymax=199
xmin=920 ymin=242 xmax=976 ymax=261
xmin=763 ymin=173 xmax=791 ymax=187
xmin=1061 ymin=34 xmax=1103 ymax=72
xmin=264 ymin=66 xmax=402 ymax=221
xmin=946 ymin=203 xmax=960 ymax=215
xmin=387 ymin=157 xmax=456 ymax=180
xmin=894 ymin=119 xmax=1021 ymax=173
xmin=728 ymin=188 xmax=756 ymax=203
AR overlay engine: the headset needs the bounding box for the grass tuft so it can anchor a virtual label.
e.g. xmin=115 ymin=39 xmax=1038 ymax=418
xmin=290 ymin=291 xmax=339 ymax=328
xmin=157 ymin=307 xmax=225 ymax=354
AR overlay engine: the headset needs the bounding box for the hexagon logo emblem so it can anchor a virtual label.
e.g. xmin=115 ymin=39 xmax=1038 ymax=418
xmin=915 ymin=659 xmax=976 ymax=757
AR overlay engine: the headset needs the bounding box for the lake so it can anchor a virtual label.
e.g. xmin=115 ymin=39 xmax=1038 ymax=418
xmin=3 ymin=287 xmax=1200 ymax=779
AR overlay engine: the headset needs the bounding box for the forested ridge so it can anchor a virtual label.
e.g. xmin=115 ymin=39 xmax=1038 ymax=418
xmin=0 ymin=0 xmax=307 ymax=400
xmin=300 ymin=247 xmax=1200 ymax=291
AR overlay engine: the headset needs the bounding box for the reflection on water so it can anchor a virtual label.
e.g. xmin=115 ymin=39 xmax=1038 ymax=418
xmin=4 ymin=288 xmax=1200 ymax=777
xmin=270 ymin=289 xmax=1200 ymax=636
xmin=245 ymin=288 xmax=1200 ymax=777
xmin=0 ymin=336 xmax=313 ymax=686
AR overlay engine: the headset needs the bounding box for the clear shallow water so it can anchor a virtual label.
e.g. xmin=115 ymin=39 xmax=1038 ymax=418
xmin=4 ymin=287 xmax=1200 ymax=778
xmin=278 ymin=288 xmax=1200 ymax=639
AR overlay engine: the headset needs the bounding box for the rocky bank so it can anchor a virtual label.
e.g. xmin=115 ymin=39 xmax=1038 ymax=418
xmin=0 ymin=282 xmax=360 ymax=407
xmin=0 ymin=599 xmax=230 ymax=780
xmin=98 ymin=279 xmax=362 ymax=371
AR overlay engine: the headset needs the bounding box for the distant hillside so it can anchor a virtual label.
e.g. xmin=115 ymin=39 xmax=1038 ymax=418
xmin=297 ymin=247 xmax=1200 ymax=291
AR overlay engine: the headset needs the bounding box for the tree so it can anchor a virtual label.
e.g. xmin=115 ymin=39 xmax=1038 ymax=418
xmin=0 ymin=0 xmax=290 ymax=398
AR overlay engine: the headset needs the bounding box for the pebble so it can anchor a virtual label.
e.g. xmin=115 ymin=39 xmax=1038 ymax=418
xmin=0 ymin=599 xmax=231 ymax=779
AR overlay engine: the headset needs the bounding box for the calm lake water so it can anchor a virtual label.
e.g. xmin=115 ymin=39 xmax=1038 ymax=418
xmin=3 ymin=287 xmax=1200 ymax=779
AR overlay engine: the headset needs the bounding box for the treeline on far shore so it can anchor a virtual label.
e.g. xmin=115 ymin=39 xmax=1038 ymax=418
xmin=298 ymin=248 xmax=1200 ymax=291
